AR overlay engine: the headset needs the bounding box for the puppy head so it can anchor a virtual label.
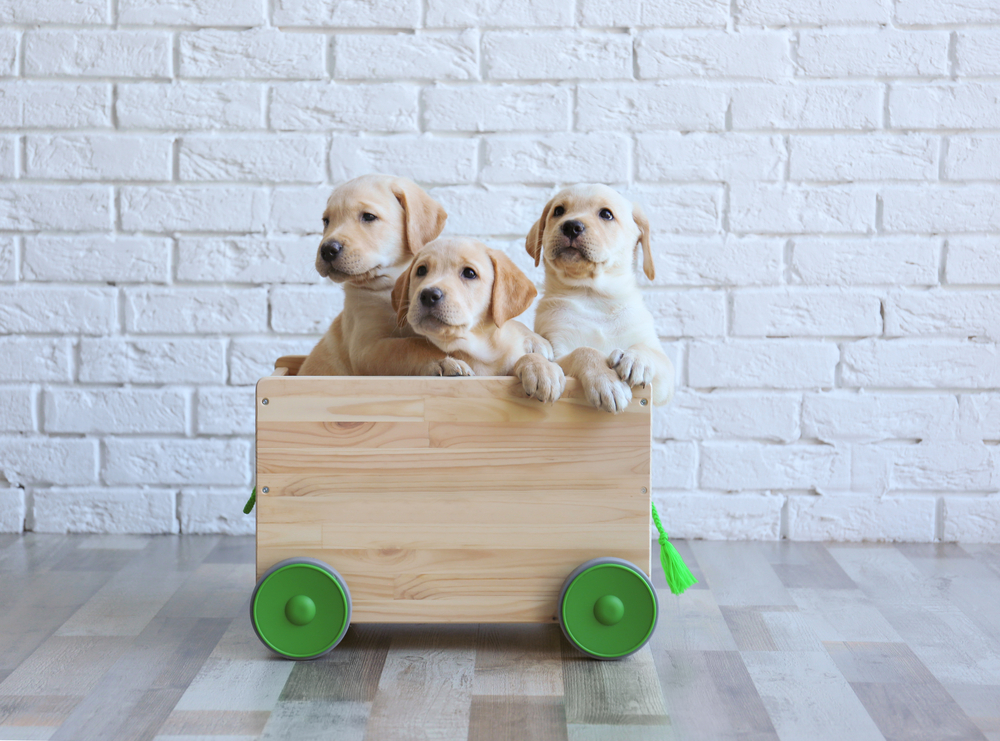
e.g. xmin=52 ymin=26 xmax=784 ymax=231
xmin=391 ymin=238 xmax=537 ymax=349
xmin=525 ymin=184 xmax=654 ymax=284
xmin=316 ymin=175 xmax=447 ymax=290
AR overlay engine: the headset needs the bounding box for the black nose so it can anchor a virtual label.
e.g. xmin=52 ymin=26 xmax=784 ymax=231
xmin=420 ymin=287 xmax=443 ymax=307
xmin=562 ymin=220 xmax=585 ymax=239
xmin=320 ymin=241 xmax=342 ymax=263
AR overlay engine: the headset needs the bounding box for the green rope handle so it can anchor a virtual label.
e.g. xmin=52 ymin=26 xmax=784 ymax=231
xmin=243 ymin=487 xmax=256 ymax=514
xmin=651 ymin=500 xmax=697 ymax=595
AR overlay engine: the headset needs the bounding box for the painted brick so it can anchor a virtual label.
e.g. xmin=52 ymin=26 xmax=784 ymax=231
xmin=731 ymin=84 xmax=881 ymax=131
xmin=842 ymin=339 xmax=1000 ymax=389
xmin=789 ymin=134 xmax=938 ymax=182
xmin=483 ymin=31 xmax=631 ymax=81
xmin=0 ymin=387 xmax=34 ymax=433
xmin=637 ymin=30 xmax=790 ymax=81
xmin=791 ymin=237 xmax=940 ymax=286
xmin=33 ymin=489 xmax=178 ymax=534
xmin=648 ymin=237 xmax=784 ymax=286
xmin=656 ymin=492 xmax=782 ymax=539
xmin=197 ymin=387 xmax=255 ymax=435
xmin=956 ymin=31 xmax=1000 ymax=77
xmin=946 ymin=135 xmax=1000 ymax=180
xmin=119 ymin=0 xmax=265 ymax=25
xmin=0 ymin=487 xmax=24 ymax=533
xmin=0 ymin=137 xmax=13 ymax=179
xmin=787 ymin=494 xmax=936 ymax=542
xmin=0 ymin=82 xmax=111 ymax=128
xmin=270 ymin=285 xmax=343 ymax=334
xmin=853 ymin=441 xmax=998 ymax=492
xmin=580 ymin=0 xmax=728 ymax=27
xmin=330 ymin=135 xmax=478 ymax=185
xmin=733 ymin=289 xmax=882 ymax=337
xmin=653 ymin=390 xmax=800 ymax=442
xmin=25 ymin=135 xmax=173 ymax=181
xmin=0 ymin=438 xmax=97 ymax=486
xmin=578 ymin=83 xmax=727 ymax=132
xmin=886 ymin=290 xmax=1000 ymax=339
xmin=624 ymin=186 xmax=724 ymax=234
xmin=730 ymin=185 xmax=876 ymax=235
xmin=120 ymin=187 xmax=268 ymax=233
xmin=428 ymin=0 xmax=572 ymax=26
xmin=269 ymin=187 xmax=329 ymax=234
xmin=688 ymin=340 xmax=839 ymax=389
xmin=738 ymin=0 xmax=891 ymax=25
xmin=24 ymin=31 xmax=171 ymax=79
xmin=176 ymin=237 xmax=320 ymax=284
xmin=636 ymin=133 xmax=785 ymax=182
xmin=23 ymin=236 xmax=170 ymax=283
xmin=428 ymin=185 xmax=554 ymax=236
xmin=946 ymin=237 xmax=1000 ymax=285
xmin=895 ymin=0 xmax=999 ymax=25
xmin=44 ymin=389 xmax=187 ymax=435
xmin=481 ymin=134 xmax=630 ymax=184
xmin=797 ymin=30 xmax=949 ymax=78
xmin=179 ymin=489 xmax=254 ymax=535
xmin=336 ymin=32 xmax=479 ymax=81
xmin=270 ymin=83 xmax=418 ymax=132
xmin=423 ymin=84 xmax=570 ymax=132
xmin=104 ymin=438 xmax=251 ymax=486
xmin=890 ymin=84 xmax=1000 ymax=130
xmin=179 ymin=29 xmax=326 ymax=79
xmin=116 ymin=83 xmax=262 ymax=131
xmin=803 ymin=391 xmax=959 ymax=442
xmin=0 ymin=287 xmax=116 ymax=335
xmin=0 ymin=236 xmax=13 ymax=282
xmin=653 ymin=441 xmax=698 ymax=489
xmin=179 ymin=135 xmax=325 ymax=183
xmin=0 ymin=339 xmax=72 ymax=382
xmin=79 ymin=339 xmax=227 ymax=384
xmin=0 ymin=30 xmax=16 ymax=76
xmin=959 ymin=394 xmax=1000 ymax=441
xmin=0 ymin=0 xmax=106 ymax=23
xmin=230 ymin=338 xmax=316 ymax=385
xmin=645 ymin=290 xmax=726 ymax=337
xmin=701 ymin=442 xmax=849 ymax=490
xmin=882 ymin=186 xmax=1000 ymax=233
xmin=272 ymin=0 xmax=419 ymax=27
xmin=944 ymin=496 xmax=1000 ymax=543
xmin=0 ymin=185 xmax=110 ymax=231
xmin=125 ymin=287 xmax=268 ymax=334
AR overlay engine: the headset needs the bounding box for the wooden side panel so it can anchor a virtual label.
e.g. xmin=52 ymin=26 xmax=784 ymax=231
xmin=255 ymin=375 xmax=651 ymax=623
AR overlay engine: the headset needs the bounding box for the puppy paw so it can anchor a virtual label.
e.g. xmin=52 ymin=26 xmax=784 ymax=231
xmin=523 ymin=334 xmax=555 ymax=361
xmin=423 ymin=357 xmax=474 ymax=376
xmin=515 ymin=354 xmax=565 ymax=404
xmin=581 ymin=369 xmax=632 ymax=414
xmin=609 ymin=348 xmax=653 ymax=389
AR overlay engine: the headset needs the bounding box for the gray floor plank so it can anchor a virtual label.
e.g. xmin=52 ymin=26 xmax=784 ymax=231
xmin=468 ymin=695 xmax=568 ymax=741
xmin=473 ymin=624 xmax=564 ymax=697
xmin=688 ymin=541 xmax=796 ymax=607
xmin=562 ymin=641 xmax=668 ymax=726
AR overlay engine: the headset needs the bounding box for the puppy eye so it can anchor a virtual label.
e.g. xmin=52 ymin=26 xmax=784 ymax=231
xmin=415 ymin=265 xmax=428 ymax=277
xmin=462 ymin=267 xmax=477 ymax=280
xmin=599 ymin=208 xmax=614 ymax=221
xmin=552 ymin=206 xmax=565 ymax=217
xmin=322 ymin=217 xmax=329 ymax=228
xmin=361 ymin=212 xmax=378 ymax=222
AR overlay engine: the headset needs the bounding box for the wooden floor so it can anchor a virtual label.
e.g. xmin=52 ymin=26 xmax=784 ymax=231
xmin=1 ymin=535 xmax=999 ymax=741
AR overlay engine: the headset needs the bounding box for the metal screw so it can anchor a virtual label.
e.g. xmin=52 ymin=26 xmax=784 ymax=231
xmin=641 ymin=487 xmax=648 ymax=494
xmin=639 ymin=398 xmax=648 ymax=406
xmin=261 ymin=398 xmax=268 ymax=405
xmin=262 ymin=487 xmax=269 ymax=494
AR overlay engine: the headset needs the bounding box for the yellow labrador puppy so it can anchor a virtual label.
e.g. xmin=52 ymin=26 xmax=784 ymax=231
xmin=526 ymin=184 xmax=674 ymax=413
xmin=299 ymin=174 xmax=467 ymax=377
xmin=391 ymin=237 xmax=565 ymax=402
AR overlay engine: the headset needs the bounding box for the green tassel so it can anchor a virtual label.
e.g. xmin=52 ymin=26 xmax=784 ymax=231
xmin=651 ymin=501 xmax=697 ymax=595
xmin=243 ymin=487 xmax=256 ymax=515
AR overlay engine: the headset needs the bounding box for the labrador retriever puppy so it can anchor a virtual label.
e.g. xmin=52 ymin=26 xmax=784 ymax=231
xmin=299 ymin=174 xmax=468 ymax=377
xmin=526 ymin=184 xmax=674 ymax=413
xmin=391 ymin=237 xmax=565 ymax=402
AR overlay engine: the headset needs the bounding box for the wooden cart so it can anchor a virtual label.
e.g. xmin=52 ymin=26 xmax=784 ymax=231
xmin=250 ymin=355 xmax=656 ymax=660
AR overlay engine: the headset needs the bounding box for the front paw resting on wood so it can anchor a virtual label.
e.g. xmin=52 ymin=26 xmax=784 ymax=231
xmin=609 ymin=348 xmax=653 ymax=389
xmin=581 ymin=367 xmax=632 ymax=413
xmin=515 ymin=353 xmax=565 ymax=403
xmin=422 ymin=357 xmax=474 ymax=376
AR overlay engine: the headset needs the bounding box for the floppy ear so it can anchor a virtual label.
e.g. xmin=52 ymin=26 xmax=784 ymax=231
xmin=390 ymin=263 xmax=413 ymax=327
xmin=525 ymin=198 xmax=553 ymax=268
xmin=632 ymin=202 xmax=655 ymax=281
xmin=391 ymin=178 xmax=447 ymax=254
xmin=488 ymin=249 xmax=538 ymax=328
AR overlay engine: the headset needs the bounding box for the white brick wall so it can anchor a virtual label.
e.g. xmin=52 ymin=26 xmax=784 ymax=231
xmin=1 ymin=2 xmax=997 ymax=542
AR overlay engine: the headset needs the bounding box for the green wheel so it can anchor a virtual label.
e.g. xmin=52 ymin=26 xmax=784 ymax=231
xmin=250 ymin=557 xmax=351 ymax=660
xmin=559 ymin=557 xmax=658 ymax=660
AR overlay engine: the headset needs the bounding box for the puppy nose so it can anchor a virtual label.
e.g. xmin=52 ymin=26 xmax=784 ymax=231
xmin=420 ymin=287 xmax=443 ymax=307
xmin=320 ymin=241 xmax=342 ymax=263
xmin=562 ymin=220 xmax=585 ymax=239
